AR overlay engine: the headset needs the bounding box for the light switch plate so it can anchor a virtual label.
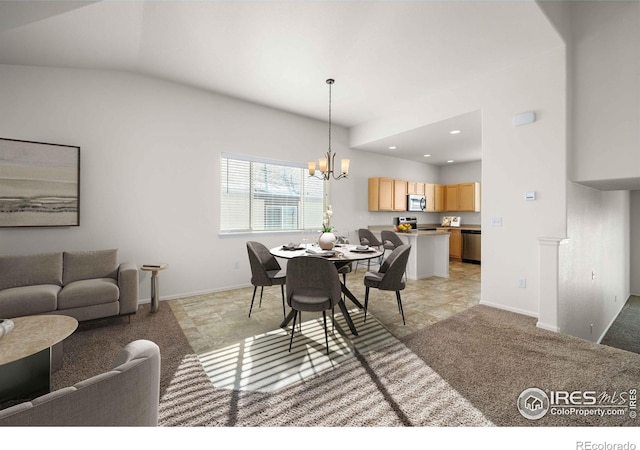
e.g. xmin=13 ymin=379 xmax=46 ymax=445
xmin=491 ymin=217 xmax=503 ymax=227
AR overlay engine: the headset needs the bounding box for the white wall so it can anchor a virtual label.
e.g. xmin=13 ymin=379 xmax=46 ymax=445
xmin=439 ymin=160 xmax=482 ymax=225
xmin=632 ymin=191 xmax=640 ymax=295
xmin=0 ymin=64 xmax=441 ymax=302
xmin=570 ymin=1 xmax=640 ymax=189
xmin=352 ymin=47 xmax=568 ymax=317
xmin=559 ymin=183 xmax=630 ymax=342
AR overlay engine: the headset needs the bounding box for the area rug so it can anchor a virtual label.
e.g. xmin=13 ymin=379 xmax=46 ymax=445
xmin=159 ymin=338 xmax=493 ymax=426
xmin=401 ymin=304 xmax=640 ymax=427
xmin=198 ymin=309 xmax=398 ymax=392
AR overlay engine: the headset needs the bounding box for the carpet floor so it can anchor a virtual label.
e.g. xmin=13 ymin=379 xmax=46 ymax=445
xmin=47 ymin=301 xmax=640 ymax=428
xmin=601 ymin=295 xmax=640 ymax=354
xmin=400 ymin=304 xmax=640 ymax=427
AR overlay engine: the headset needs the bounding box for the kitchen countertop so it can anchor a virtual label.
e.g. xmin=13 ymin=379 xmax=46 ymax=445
xmin=368 ymin=224 xmax=481 ymax=234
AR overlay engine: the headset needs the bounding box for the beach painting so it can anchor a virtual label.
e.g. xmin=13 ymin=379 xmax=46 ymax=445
xmin=0 ymin=138 xmax=80 ymax=227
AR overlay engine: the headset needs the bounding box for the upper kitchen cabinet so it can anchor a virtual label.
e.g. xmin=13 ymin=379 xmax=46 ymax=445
xmin=425 ymin=183 xmax=445 ymax=212
xmin=368 ymin=177 xmax=394 ymax=211
xmin=368 ymin=177 xmax=409 ymax=211
xmin=445 ymin=182 xmax=481 ymax=212
xmin=393 ymin=179 xmax=408 ymax=211
xmin=407 ymin=181 xmax=425 ymax=196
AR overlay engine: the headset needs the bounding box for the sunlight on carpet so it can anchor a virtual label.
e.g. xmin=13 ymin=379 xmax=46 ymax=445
xmin=198 ymin=309 xmax=397 ymax=393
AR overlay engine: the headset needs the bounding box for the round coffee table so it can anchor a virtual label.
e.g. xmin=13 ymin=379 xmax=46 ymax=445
xmin=0 ymin=315 xmax=78 ymax=403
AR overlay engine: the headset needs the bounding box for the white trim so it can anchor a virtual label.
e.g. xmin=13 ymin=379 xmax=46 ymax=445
xmin=479 ymin=299 xmax=538 ymax=318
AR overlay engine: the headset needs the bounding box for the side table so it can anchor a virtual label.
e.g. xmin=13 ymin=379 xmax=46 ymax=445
xmin=141 ymin=264 xmax=169 ymax=313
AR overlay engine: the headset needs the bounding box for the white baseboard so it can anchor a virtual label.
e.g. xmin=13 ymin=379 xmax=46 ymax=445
xmin=141 ymin=282 xmax=253 ymax=304
xmin=478 ymin=300 xmax=538 ymax=318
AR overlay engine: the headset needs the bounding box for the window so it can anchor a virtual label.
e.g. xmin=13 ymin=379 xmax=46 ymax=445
xmin=220 ymin=153 xmax=324 ymax=232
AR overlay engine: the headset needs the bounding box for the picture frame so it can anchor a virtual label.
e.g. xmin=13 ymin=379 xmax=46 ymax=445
xmin=0 ymin=137 xmax=80 ymax=227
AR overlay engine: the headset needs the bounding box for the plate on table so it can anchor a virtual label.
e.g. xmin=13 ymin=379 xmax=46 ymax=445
xmin=351 ymin=246 xmax=377 ymax=253
xmin=305 ymin=249 xmax=336 ymax=257
xmin=282 ymin=243 xmax=305 ymax=251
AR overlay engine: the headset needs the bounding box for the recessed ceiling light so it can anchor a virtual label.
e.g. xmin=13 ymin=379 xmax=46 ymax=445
xmin=388 ymin=146 xmax=397 ymax=150
xmin=450 ymin=130 xmax=461 ymax=135
xmin=447 ymin=160 xmax=455 ymax=163
xmin=423 ymin=154 xmax=431 ymax=158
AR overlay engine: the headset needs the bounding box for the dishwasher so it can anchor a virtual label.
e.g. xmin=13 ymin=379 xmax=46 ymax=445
xmin=462 ymin=229 xmax=481 ymax=264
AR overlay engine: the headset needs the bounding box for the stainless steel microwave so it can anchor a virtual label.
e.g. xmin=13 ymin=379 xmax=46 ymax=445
xmin=407 ymin=194 xmax=426 ymax=211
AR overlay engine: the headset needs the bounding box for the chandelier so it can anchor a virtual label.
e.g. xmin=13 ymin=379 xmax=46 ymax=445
xmin=308 ymin=78 xmax=350 ymax=180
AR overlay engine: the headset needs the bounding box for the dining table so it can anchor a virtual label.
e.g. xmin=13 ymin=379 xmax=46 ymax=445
xmin=270 ymin=243 xmax=384 ymax=336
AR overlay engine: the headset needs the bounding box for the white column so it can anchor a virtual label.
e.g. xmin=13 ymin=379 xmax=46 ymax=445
xmin=537 ymin=237 xmax=567 ymax=332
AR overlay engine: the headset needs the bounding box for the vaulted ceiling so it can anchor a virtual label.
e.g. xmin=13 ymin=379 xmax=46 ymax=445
xmin=0 ymin=1 xmax=563 ymax=164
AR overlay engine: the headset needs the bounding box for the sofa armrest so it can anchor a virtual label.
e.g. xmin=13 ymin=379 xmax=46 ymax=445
xmin=118 ymin=262 xmax=139 ymax=315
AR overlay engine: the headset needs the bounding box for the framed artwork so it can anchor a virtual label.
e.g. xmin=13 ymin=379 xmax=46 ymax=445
xmin=0 ymin=137 xmax=80 ymax=227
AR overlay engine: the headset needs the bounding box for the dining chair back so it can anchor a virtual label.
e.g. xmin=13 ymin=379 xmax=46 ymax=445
xmin=381 ymin=230 xmax=404 ymax=251
xmin=357 ymin=228 xmax=384 ymax=270
xmin=363 ymin=244 xmax=411 ymax=325
xmin=381 ymin=230 xmax=407 ymax=280
xmin=285 ymin=256 xmax=342 ymax=355
xmin=246 ymin=241 xmax=286 ymax=318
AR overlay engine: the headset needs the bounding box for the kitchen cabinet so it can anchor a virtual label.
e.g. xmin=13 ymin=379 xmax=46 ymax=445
xmin=393 ymin=179 xmax=407 ymax=211
xmin=368 ymin=177 xmax=394 ymax=211
xmin=449 ymin=228 xmax=462 ymax=261
xmin=444 ymin=182 xmax=481 ymax=212
xmin=459 ymin=182 xmax=480 ymax=211
xmin=436 ymin=227 xmax=462 ymax=260
xmin=445 ymin=184 xmax=459 ymax=211
xmin=425 ymin=183 xmax=444 ymax=212
xmin=434 ymin=184 xmax=445 ymax=212
xmin=407 ymin=181 xmax=425 ymax=196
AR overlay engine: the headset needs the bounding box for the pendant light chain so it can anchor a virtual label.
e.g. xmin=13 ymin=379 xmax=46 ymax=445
xmin=327 ymin=78 xmax=333 ymax=152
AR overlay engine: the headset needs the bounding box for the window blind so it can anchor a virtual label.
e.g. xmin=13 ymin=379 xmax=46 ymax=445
xmin=220 ymin=154 xmax=324 ymax=232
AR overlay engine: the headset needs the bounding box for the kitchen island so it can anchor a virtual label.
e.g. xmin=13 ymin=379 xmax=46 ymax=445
xmin=368 ymin=227 xmax=450 ymax=280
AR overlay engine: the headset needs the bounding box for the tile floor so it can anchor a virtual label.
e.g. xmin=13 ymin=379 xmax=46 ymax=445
xmin=169 ymin=261 xmax=481 ymax=355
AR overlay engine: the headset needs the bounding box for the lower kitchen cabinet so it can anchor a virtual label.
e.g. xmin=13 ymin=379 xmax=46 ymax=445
xmin=449 ymin=228 xmax=462 ymax=261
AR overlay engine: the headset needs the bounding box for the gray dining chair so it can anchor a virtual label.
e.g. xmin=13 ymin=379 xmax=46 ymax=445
xmin=357 ymin=228 xmax=384 ymax=270
xmin=381 ymin=230 xmax=404 ymax=254
xmin=363 ymin=244 xmax=411 ymax=325
xmin=246 ymin=241 xmax=286 ymax=318
xmin=286 ymin=256 xmax=342 ymax=355
xmin=381 ymin=230 xmax=407 ymax=280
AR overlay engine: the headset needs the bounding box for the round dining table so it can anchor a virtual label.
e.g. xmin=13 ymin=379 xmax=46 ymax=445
xmin=270 ymin=243 xmax=384 ymax=336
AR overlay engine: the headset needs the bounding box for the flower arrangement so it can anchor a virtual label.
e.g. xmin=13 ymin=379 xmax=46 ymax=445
xmin=396 ymin=223 xmax=412 ymax=233
xmin=322 ymin=205 xmax=334 ymax=233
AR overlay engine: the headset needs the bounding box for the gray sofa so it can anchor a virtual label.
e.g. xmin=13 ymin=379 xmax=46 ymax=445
xmin=0 ymin=339 xmax=160 ymax=426
xmin=0 ymin=249 xmax=138 ymax=322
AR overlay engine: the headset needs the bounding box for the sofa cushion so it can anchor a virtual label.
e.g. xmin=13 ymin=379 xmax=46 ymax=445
xmin=0 ymin=285 xmax=60 ymax=318
xmin=58 ymin=278 xmax=119 ymax=310
xmin=0 ymin=252 xmax=63 ymax=291
xmin=63 ymin=249 xmax=118 ymax=285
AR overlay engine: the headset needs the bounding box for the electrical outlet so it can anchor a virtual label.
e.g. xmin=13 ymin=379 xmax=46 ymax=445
xmin=591 ymin=270 xmax=596 ymax=280
xmin=491 ymin=217 xmax=503 ymax=227
xmin=233 ymin=261 xmax=240 ymax=269
xmin=518 ymin=278 xmax=526 ymax=288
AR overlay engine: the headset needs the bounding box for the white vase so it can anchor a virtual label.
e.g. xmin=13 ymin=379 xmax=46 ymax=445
xmin=0 ymin=319 xmax=14 ymax=339
xmin=318 ymin=232 xmax=336 ymax=250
